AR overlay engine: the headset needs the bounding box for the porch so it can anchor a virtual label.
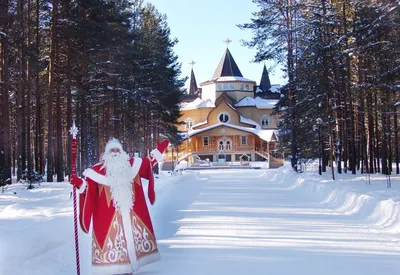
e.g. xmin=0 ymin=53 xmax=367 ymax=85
xmin=163 ymin=134 xmax=283 ymax=169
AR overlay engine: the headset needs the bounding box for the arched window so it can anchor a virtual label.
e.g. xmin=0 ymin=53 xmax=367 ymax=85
xmin=217 ymin=138 xmax=232 ymax=151
xmin=218 ymin=140 xmax=224 ymax=150
xmin=218 ymin=112 xmax=230 ymax=123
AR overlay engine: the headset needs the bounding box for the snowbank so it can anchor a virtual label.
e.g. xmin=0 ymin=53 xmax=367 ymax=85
xmin=271 ymin=164 xmax=400 ymax=234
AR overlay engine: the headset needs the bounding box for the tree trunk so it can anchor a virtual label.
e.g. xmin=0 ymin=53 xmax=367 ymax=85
xmin=394 ymin=111 xmax=399 ymax=174
xmin=359 ymin=92 xmax=366 ymax=174
xmin=287 ymin=0 xmax=297 ymax=171
xmin=0 ymin=0 xmax=12 ymax=186
xmin=17 ymin=0 xmax=26 ymax=181
xmin=66 ymin=10 xmax=72 ymax=178
xmin=56 ymin=80 xmax=63 ymax=181
xmin=322 ymin=0 xmax=334 ymax=180
xmin=374 ymin=93 xmax=380 ymax=173
xmin=381 ymin=112 xmax=388 ymax=175
xmin=34 ymin=0 xmax=43 ymax=175
xmin=332 ymin=62 xmax=342 ymax=174
xmin=387 ymin=115 xmax=392 ymax=174
xmin=47 ymin=0 xmax=58 ymax=182
xmin=26 ymin=0 xmax=33 ymax=180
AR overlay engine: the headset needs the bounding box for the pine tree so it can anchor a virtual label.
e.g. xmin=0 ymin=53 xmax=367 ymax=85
xmin=0 ymin=0 xmax=190 ymax=182
xmin=239 ymin=0 xmax=302 ymax=171
xmin=128 ymin=4 xmax=184 ymax=153
xmin=251 ymin=0 xmax=399 ymax=178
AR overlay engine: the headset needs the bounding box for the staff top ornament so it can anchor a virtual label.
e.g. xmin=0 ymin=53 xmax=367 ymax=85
xmin=69 ymin=120 xmax=79 ymax=139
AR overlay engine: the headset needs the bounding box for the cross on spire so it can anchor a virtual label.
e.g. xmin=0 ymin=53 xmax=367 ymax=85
xmin=189 ymin=60 xmax=196 ymax=68
xmin=223 ymin=37 xmax=232 ymax=48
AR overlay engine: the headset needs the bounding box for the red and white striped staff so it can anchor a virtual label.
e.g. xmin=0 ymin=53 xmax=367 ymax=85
xmin=69 ymin=121 xmax=80 ymax=275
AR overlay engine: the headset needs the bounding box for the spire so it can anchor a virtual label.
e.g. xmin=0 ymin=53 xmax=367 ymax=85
xmin=212 ymin=48 xmax=243 ymax=79
xmin=259 ymin=64 xmax=271 ymax=92
xmin=188 ymin=60 xmax=198 ymax=96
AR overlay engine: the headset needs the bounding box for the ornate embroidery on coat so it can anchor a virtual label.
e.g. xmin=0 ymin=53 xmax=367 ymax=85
xmin=92 ymin=214 xmax=129 ymax=265
xmin=98 ymin=184 xmax=113 ymax=207
xmin=132 ymin=216 xmax=157 ymax=259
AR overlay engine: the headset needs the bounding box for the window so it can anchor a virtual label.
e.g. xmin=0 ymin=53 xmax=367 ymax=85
xmin=217 ymin=138 xmax=232 ymax=151
xmin=240 ymin=83 xmax=250 ymax=91
xmin=260 ymin=116 xmax=269 ymax=128
xmin=217 ymin=83 xmax=235 ymax=91
xmin=218 ymin=112 xmax=230 ymax=123
xmin=241 ymin=135 xmax=247 ymax=145
xmin=185 ymin=117 xmax=193 ymax=130
xmin=222 ymin=83 xmax=233 ymax=90
xmin=203 ymin=136 xmax=209 ymax=146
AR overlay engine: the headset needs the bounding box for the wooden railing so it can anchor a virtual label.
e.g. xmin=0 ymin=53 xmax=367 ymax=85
xmin=164 ymin=150 xmax=193 ymax=162
xmin=254 ymin=148 xmax=269 ymax=160
xmin=164 ymin=148 xmax=284 ymax=168
xmin=255 ymin=148 xmax=284 ymax=168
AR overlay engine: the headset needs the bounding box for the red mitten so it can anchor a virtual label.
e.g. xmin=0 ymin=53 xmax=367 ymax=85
xmin=150 ymin=139 xmax=169 ymax=165
xmin=70 ymin=176 xmax=83 ymax=189
xmin=157 ymin=139 xmax=169 ymax=154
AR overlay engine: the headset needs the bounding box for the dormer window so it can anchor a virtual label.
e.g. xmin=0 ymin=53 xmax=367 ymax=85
xmin=218 ymin=112 xmax=230 ymax=123
xmin=185 ymin=117 xmax=194 ymax=130
xmin=261 ymin=115 xmax=269 ymax=128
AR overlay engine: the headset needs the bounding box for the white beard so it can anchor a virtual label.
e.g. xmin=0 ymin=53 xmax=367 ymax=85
xmin=103 ymin=151 xmax=134 ymax=212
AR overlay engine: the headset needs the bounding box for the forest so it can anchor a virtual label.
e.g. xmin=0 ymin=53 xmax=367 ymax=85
xmin=241 ymin=0 xmax=399 ymax=179
xmin=0 ymin=0 xmax=185 ymax=185
xmin=0 ymin=0 xmax=399 ymax=186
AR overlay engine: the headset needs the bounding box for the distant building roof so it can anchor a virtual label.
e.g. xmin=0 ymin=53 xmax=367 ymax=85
xmin=235 ymin=96 xmax=279 ymax=109
xmin=215 ymin=76 xmax=255 ymax=82
xmin=259 ymin=64 xmax=272 ymax=92
xmin=255 ymin=85 xmax=280 ymax=94
xmin=188 ymin=68 xmax=198 ymax=96
xmin=180 ymin=94 xmax=199 ymax=103
xmin=254 ymin=84 xmax=281 ymax=100
xmin=185 ymin=122 xmax=279 ymax=142
xmin=212 ymin=48 xmax=243 ymax=79
xmin=180 ymin=97 xmax=215 ymax=110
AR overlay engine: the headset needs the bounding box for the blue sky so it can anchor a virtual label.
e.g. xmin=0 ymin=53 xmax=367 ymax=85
xmin=146 ymin=0 xmax=286 ymax=91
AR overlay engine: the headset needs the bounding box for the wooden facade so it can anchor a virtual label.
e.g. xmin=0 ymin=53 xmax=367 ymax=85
xmin=169 ymin=48 xmax=284 ymax=168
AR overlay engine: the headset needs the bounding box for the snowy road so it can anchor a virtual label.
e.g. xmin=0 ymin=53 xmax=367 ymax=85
xmin=1 ymin=167 xmax=399 ymax=275
xmin=142 ymin=169 xmax=400 ymax=275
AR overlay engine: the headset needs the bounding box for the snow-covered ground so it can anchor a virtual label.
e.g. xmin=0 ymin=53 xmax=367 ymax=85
xmin=0 ymin=163 xmax=399 ymax=275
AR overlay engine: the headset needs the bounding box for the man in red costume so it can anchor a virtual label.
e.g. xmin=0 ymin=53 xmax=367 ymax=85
xmin=70 ymin=138 xmax=169 ymax=275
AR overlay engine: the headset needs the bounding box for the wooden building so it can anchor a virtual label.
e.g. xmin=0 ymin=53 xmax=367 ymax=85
xmin=170 ymin=47 xmax=283 ymax=168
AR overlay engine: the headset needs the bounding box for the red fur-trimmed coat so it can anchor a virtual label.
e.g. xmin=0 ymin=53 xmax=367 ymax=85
xmin=78 ymin=157 xmax=159 ymax=275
